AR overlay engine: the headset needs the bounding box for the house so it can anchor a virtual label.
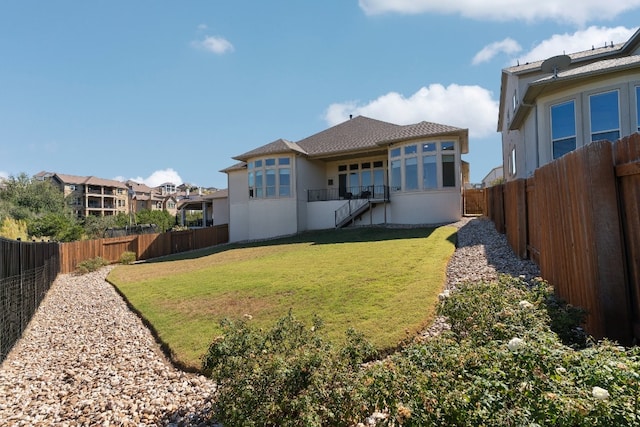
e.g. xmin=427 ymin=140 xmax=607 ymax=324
xmin=125 ymin=180 xmax=179 ymax=216
xmin=177 ymin=189 xmax=229 ymax=227
xmin=223 ymin=115 xmax=469 ymax=242
xmin=498 ymin=28 xmax=640 ymax=180
xmin=481 ymin=166 xmax=504 ymax=187
xmin=40 ymin=172 xmax=130 ymax=218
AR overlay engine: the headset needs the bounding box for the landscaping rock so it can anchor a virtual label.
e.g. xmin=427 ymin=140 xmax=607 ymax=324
xmin=0 ymin=217 xmax=539 ymax=425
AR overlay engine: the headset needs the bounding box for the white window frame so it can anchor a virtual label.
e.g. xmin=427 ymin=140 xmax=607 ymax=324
xmin=388 ymin=140 xmax=459 ymax=192
xmin=247 ymin=156 xmax=293 ymax=199
xmin=589 ymin=89 xmax=620 ymax=143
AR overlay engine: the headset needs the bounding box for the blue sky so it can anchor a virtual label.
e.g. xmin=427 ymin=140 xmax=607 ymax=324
xmin=1 ymin=1 xmax=639 ymax=188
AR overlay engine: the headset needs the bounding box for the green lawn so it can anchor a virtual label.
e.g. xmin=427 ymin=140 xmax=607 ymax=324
xmin=107 ymin=226 xmax=457 ymax=370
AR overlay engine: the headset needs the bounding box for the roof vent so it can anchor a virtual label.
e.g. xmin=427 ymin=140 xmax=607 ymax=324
xmin=541 ymin=54 xmax=571 ymax=78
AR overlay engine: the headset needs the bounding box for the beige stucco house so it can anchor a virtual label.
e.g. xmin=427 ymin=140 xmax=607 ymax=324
xmin=223 ymin=115 xmax=469 ymax=242
xmin=498 ymin=28 xmax=640 ymax=180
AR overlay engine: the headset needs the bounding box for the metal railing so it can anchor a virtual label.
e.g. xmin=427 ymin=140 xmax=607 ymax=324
xmin=335 ymin=198 xmax=370 ymax=228
xmin=308 ymin=185 xmax=390 ymax=202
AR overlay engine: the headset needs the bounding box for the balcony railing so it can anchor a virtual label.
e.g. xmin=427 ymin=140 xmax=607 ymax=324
xmin=307 ymin=185 xmax=389 ymax=202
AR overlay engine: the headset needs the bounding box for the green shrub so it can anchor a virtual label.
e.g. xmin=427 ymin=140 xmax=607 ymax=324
xmin=75 ymin=256 xmax=110 ymax=275
xmin=203 ymin=311 xmax=377 ymax=427
xmin=205 ymin=278 xmax=640 ymax=426
xmin=119 ymin=251 xmax=136 ymax=265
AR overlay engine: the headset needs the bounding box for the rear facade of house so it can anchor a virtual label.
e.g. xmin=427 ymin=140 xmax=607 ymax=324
xmin=224 ymin=116 xmax=469 ymax=242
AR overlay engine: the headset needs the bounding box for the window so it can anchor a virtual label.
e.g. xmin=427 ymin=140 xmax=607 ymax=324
xmin=423 ymin=155 xmax=437 ymax=189
xmin=510 ymin=147 xmax=517 ymax=176
xmin=442 ymin=155 xmax=455 ymax=187
xmin=405 ymin=157 xmax=418 ymax=190
xmin=248 ymin=157 xmax=292 ymax=199
xmin=68 ymin=185 xmax=76 ymax=191
xmin=279 ymin=168 xmax=290 ymax=196
xmin=266 ymin=169 xmax=276 ymax=197
xmin=590 ymin=90 xmax=620 ymax=142
xmin=390 ymin=160 xmax=401 ymax=191
xmin=551 ymin=100 xmax=576 ymax=159
xmin=389 ymin=140 xmax=458 ymax=191
xmin=168 ymin=201 xmax=176 ymax=209
xmin=255 ymin=170 xmax=263 ymax=198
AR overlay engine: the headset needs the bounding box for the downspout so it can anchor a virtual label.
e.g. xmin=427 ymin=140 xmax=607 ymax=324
xmin=534 ymin=104 xmax=540 ymax=170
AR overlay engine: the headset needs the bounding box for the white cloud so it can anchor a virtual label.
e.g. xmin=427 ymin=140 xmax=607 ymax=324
xmin=358 ymin=0 xmax=640 ymax=24
xmin=473 ymin=38 xmax=522 ymax=65
xmin=191 ymin=36 xmax=234 ymax=55
xmin=325 ymin=84 xmax=498 ymax=138
xmin=197 ymin=24 xmax=208 ymax=31
xmin=0 ymin=171 xmax=8 ymax=180
xmin=515 ymin=26 xmax=638 ymax=64
xmin=117 ymin=168 xmax=184 ymax=188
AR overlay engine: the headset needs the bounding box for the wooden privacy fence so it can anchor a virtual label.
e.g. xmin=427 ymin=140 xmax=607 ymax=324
xmin=59 ymin=224 xmax=229 ymax=273
xmin=463 ymin=188 xmax=485 ymax=216
xmin=486 ymin=134 xmax=640 ymax=345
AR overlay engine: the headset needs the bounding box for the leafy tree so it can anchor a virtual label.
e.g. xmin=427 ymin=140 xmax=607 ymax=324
xmin=135 ymin=209 xmax=176 ymax=233
xmin=27 ymin=212 xmax=83 ymax=242
xmin=0 ymin=173 xmax=65 ymax=215
xmin=82 ymin=215 xmax=121 ymax=239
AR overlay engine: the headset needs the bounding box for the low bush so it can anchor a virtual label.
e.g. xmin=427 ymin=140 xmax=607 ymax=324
xmin=75 ymin=256 xmax=110 ymax=275
xmin=203 ymin=311 xmax=377 ymax=427
xmin=204 ymin=277 xmax=640 ymax=426
xmin=119 ymin=251 xmax=136 ymax=265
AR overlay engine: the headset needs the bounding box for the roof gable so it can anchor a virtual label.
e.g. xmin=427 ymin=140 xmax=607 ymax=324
xmin=233 ymin=138 xmax=306 ymax=162
xmin=296 ymin=116 xmax=400 ymax=156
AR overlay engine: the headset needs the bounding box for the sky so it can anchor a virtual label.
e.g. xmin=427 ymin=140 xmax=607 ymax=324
xmin=1 ymin=1 xmax=639 ymax=189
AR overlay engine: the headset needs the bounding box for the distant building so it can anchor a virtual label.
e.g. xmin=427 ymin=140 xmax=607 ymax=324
xmin=36 ymin=172 xmax=129 ymax=218
xmin=125 ymin=180 xmax=179 ymax=216
xmin=481 ymin=166 xmax=504 ymax=187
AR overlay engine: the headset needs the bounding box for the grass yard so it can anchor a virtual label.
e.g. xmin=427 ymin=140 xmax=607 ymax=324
xmin=107 ymin=226 xmax=457 ymax=370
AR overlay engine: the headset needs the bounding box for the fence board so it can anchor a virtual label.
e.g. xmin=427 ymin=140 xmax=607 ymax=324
xmin=504 ymin=180 xmax=527 ymax=259
xmin=487 ymin=136 xmax=637 ymax=343
xmin=613 ymin=133 xmax=640 ymax=338
xmin=59 ymin=224 xmax=229 ymax=273
xmin=525 ymin=178 xmax=540 ymax=264
xmin=463 ymin=188 xmax=485 ymax=215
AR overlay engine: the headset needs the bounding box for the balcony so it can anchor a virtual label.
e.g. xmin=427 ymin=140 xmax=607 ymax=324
xmin=307 ymin=185 xmax=389 ymax=202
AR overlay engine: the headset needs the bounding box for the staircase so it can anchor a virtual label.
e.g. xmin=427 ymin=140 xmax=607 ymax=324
xmin=335 ymin=199 xmax=371 ymax=228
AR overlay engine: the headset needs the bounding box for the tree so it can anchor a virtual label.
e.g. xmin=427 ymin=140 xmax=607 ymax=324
xmin=135 ymin=209 xmax=176 ymax=233
xmin=27 ymin=212 xmax=83 ymax=242
xmin=0 ymin=173 xmax=65 ymax=215
xmin=0 ymin=173 xmax=82 ymax=241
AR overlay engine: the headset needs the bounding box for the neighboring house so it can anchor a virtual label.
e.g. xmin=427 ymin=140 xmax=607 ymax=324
xmin=223 ymin=115 xmax=469 ymax=242
xmin=177 ymin=189 xmax=229 ymax=227
xmin=482 ymin=166 xmax=504 ymax=187
xmin=126 ymin=180 xmax=179 ymax=216
xmin=498 ymin=28 xmax=640 ymax=180
xmin=40 ymin=172 xmax=129 ymax=218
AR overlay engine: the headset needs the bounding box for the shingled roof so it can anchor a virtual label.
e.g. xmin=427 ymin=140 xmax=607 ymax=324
xmin=295 ymin=116 xmax=401 ymax=156
xmin=234 ymin=138 xmax=307 ymax=162
xmin=229 ymin=116 xmax=468 ymax=164
xmin=53 ymin=173 xmax=127 ymax=189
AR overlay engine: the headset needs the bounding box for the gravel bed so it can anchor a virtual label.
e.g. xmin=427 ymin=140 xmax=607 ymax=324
xmin=0 ymin=267 xmax=217 ymax=426
xmin=0 ymin=217 xmax=539 ymax=426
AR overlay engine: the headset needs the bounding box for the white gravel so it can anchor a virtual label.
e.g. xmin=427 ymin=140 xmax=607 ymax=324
xmin=0 ymin=217 xmax=539 ymax=426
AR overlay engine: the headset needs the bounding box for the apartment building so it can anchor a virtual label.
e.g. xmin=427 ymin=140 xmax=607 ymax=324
xmin=36 ymin=172 xmax=130 ymax=218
